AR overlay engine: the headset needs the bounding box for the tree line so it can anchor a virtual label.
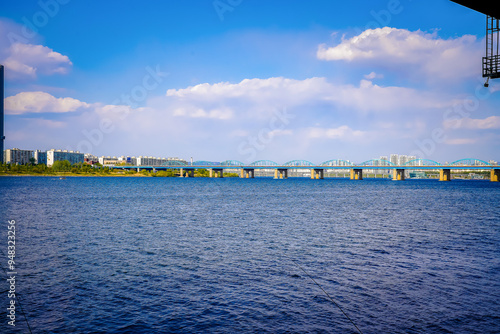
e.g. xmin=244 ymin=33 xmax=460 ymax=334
xmin=0 ymin=161 xmax=239 ymax=177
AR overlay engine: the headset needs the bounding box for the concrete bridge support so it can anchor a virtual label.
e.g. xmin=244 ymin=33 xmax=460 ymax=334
xmin=350 ymin=168 xmax=363 ymax=180
xmin=491 ymin=169 xmax=500 ymax=182
xmin=240 ymin=169 xmax=255 ymax=178
xmin=274 ymin=169 xmax=288 ymax=179
xmin=311 ymin=169 xmax=324 ymax=179
xmin=393 ymin=169 xmax=406 ymax=181
xmin=439 ymin=169 xmax=451 ymax=181
xmin=180 ymin=168 xmax=194 ymax=178
xmin=209 ymin=168 xmax=224 ymax=178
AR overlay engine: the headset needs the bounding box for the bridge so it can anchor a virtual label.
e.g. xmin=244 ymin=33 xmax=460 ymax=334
xmin=112 ymin=158 xmax=500 ymax=182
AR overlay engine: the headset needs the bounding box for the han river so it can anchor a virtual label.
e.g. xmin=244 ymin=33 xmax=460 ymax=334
xmin=0 ymin=176 xmax=499 ymax=333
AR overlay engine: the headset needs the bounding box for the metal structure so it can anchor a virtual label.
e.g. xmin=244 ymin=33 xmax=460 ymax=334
xmin=0 ymin=65 xmax=4 ymax=163
xmin=160 ymin=160 xmax=188 ymax=166
xmin=447 ymin=158 xmax=491 ymax=166
xmin=484 ymin=16 xmax=500 ymax=79
xmin=320 ymin=159 xmax=354 ymax=167
xmin=191 ymin=160 xmax=220 ymax=166
xmin=283 ymin=160 xmax=314 ymax=167
xmin=249 ymin=160 xmax=278 ymax=166
xmin=220 ymin=160 xmax=244 ymax=166
xmin=450 ymin=1 xmax=499 ymax=20
xmin=358 ymin=159 xmax=395 ymax=167
xmin=116 ymin=157 xmax=497 ymax=169
xmin=450 ymin=1 xmax=500 ymax=81
xmin=112 ymin=157 xmax=500 ymax=181
xmin=402 ymin=159 xmax=442 ymax=166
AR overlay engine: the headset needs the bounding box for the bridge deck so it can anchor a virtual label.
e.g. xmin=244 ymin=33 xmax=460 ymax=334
xmin=113 ymin=165 xmax=499 ymax=170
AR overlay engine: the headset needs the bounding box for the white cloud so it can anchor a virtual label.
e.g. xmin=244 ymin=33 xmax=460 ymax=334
xmin=4 ymin=75 xmax=486 ymax=162
xmin=330 ymin=79 xmax=449 ymax=112
xmin=307 ymin=125 xmax=366 ymax=140
xmin=166 ymin=77 xmax=331 ymax=119
xmin=3 ymin=43 xmax=72 ymax=80
xmin=5 ymin=91 xmax=89 ymax=114
xmin=317 ymin=27 xmax=482 ymax=80
xmin=364 ymin=71 xmax=383 ymax=80
xmin=0 ymin=20 xmax=72 ymax=80
xmin=444 ymin=116 xmax=500 ymax=130
xmin=165 ymin=76 xmax=449 ymax=118
xmin=172 ymin=106 xmax=233 ymax=120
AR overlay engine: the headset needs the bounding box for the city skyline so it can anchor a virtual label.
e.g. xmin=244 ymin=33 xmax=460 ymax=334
xmin=4 ymin=146 xmax=498 ymax=168
xmin=1 ymin=1 xmax=500 ymax=164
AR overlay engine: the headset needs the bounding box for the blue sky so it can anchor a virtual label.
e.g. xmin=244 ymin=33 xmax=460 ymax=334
xmin=1 ymin=0 xmax=499 ymax=164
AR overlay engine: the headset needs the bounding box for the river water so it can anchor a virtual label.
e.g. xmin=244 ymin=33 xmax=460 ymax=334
xmin=0 ymin=176 xmax=499 ymax=333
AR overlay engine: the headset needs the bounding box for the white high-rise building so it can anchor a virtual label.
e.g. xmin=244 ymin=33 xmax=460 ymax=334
xmin=390 ymin=154 xmax=399 ymax=166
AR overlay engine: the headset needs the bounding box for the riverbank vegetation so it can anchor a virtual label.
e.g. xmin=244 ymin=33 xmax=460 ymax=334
xmin=0 ymin=162 xmax=240 ymax=178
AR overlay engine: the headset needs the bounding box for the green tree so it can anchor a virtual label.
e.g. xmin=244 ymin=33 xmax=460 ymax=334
xmin=196 ymin=169 xmax=209 ymax=177
xmin=52 ymin=160 xmax=71 ymax=172
xmin=153 ymin=170 xmax=176 ymax=177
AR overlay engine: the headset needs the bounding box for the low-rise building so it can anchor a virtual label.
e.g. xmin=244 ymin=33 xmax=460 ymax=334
xmin=84 ymin=154 xmax=99 ymax=165
xmin=98 ymin=156 xmax=119 ymax=166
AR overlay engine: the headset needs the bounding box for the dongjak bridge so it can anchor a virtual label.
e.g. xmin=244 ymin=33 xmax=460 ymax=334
xmin=113 ymin=158 xmax=500 ymax=182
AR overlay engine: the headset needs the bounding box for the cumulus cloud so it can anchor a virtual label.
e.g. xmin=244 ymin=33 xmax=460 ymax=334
xmin=166 ymin=77 xmax=332 ymax=119
xmin=317 ymin=27 xmax=482 ymax=80
xmin=167 ymin=77 xmax=329 ymax=100
xmin=165 ymin=76 xmax=449 ymax=118
xmin=5 ymin=91 xmax=89 ymax=114
xmin=3 ymin=43 xmax=72 ymax=80
xmin=0 ymin=20 xmax=72 ymax=80
xmin=4 ymin=75 xmax=485 ymax=161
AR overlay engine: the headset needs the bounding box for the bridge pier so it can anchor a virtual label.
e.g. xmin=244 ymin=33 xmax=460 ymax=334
xmin=439 ymin=169 xmax=451 ymax=181
xmin=311 ymin=169 xmax=324 ymax=179
xmin=274 ymin=169 xmax=288 ymax=179
xmin=180 ymin=168 xmax=194 ymax=178
xmin=491 ymin=169 xmax=500 ymax=182
xmin=350 ymin=168 xmax=363 ymax=180
xmin=393 ymin=169 xmax=405 ymax=181
xmin=240 ymin=168 xmax=254 ymax=178
xmin=209 ymin=168 xmax=224 ymax=178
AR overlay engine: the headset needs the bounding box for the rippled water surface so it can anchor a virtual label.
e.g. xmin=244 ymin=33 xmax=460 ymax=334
xmin=1 ymin=176 xmax=499 ymax=333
